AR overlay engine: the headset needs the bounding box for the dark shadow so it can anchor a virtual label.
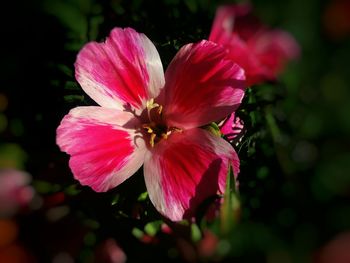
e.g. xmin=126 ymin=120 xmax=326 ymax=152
xmin=183 ymin=158 xmax=222 ymax=219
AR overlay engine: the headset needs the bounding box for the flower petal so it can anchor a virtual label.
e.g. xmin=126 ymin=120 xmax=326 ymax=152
xmin=56 ymin=106 xmax=146 ymax=192
xmin=0 ymin=169 xmax=34 ymax=216
xmin=161 ymin=40 xmax=245 ymax=130
xmin=219 ymin=113 xmax=244 ymax=143
xmin=226 ymin=35 xmax=270 ymax=86
xmin=209 ymin=4 xmax=261 ymax=44
xmin=143 ymin=128 xmax=240 ymax=221
xmin=209 ymin=4 xmax=300 ymax=86
xmin=253 ymin=30 xmax=300 ymax=77
xmin=209 ymin=4 xmax=270 ymax=85
xmin=75 ymin=27 xmax=164 ymax=111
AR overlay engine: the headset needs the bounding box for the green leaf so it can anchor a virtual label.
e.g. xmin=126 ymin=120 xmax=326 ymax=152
xmin=33 ymin=180 xmax=61 ymax=194
xmin=111 ymin=194 xmax=120 ymax=206
xmin=137 ymin=191 xmax=148 ymax=201
xmin=191 ymin=223 xmax=202 ymax=242
xmin=265 ymin=106 xmax=282 ymax=143
xmin=43 ymin=0 xmax=89 ymax=45
xmin=64 ymin=184 xmax=81 ymax=196
xmin=184 ymin=0 xmax=198 ymax=13
xmin=89 ymin=15 xmax=104 ymax=41
xmin=132 ymin=227 xmax=144 ymax=239
xmin=220 ymin=164 xmax=240 ymax=235
xmin=57 ymin=64 xmax=73 ymax=77
xmin=205 ymin=122 xmax=222 ymax=137
xmin=64 ymin=81 xmax=80 ymax=90
xmin=64 ymin=95 xmax=84 ymax=103
xmin=144 ymin=221 xmax=162 ymax=237
xmin=0 ymin=143 xmax=27 ymax=169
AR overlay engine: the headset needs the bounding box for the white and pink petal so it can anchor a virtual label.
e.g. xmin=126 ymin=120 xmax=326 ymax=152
xmin=162 ymin=40 xmax=246 ymax=130
xmin=56 ymin=106 xmax=147 ymax=192
xmin=75 ymin=27 xmax=165 ymax=112
xmin=143 ymin=128 xmax=240 ymax=221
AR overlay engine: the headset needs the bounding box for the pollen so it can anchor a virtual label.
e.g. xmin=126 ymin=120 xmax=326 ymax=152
xmin=142 ymin=99 xmax=182 ymax=147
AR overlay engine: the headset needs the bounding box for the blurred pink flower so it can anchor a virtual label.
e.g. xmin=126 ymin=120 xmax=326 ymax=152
xmin=314 ymin=232 xmax=350 ymax=263
xmin=197 ymin=230 xmax=219 ymax=259
xmin=209 ymin=3 xmax=300 ymax=86
xmin=94 ymin=239 xmax=126 ymax=263
xmin=0 ymin=169 xmax=34 ymax=217
xmin=57 ymin=27 xmax=245 ymax=221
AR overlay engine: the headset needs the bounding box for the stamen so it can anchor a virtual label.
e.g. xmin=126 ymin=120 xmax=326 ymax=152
xmin=142 ymin=124 xmax=154 ymax=133
xmin=146 ymin=98 xmax=159 ymax=111
xmin=143 ymin=99 xmax=182 ymax=147
xmin=146 ymin=98 xmax=160 ymax=121
xmin=146 ymin=98 xmax=154 ymax=109
xmin=150 ymin=133 xmax=156 ymax=147
xmin=157 ymin=105 xmax=163 ymax=115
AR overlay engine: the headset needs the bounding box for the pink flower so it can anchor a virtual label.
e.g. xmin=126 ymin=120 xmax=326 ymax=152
xmin=219 ymin=113 xmax=244 ymax=144
xmin=0 ymin=169 xmax=34 ymax=217
xmin=94 ymin=239 xmax=127 ymax=263
xmin=56 ymin=27 xmax=245 ymax=221
xmin=197 ymin=230 xmax=219 ymax=259
xmin=209 ymin=3 xmax=300 ymax=86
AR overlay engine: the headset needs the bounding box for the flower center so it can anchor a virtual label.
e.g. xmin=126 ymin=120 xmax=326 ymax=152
xmin=142 ymin=99 xmax=182 ymax=147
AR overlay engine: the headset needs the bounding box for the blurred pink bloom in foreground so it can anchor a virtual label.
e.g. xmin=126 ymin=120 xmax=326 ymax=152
xmin=314 ymin=232 xmax=350 ymax=263
xmin=57 ymin=27 xmax=245 ymax=221
xmin=0 ymin=169 xmax=34 ymax=217
xmin=209 ymin=3 xmax=300 ymax=86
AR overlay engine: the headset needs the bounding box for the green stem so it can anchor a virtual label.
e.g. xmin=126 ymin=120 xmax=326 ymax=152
xmin=265 ymin=106 xmax=294 ymax=176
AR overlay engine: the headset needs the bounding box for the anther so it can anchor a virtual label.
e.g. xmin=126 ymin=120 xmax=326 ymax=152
xmin=142 ymin=124 xmax=154 ymax=133
xmin=157 ymin=105 xmax=163 ymax=115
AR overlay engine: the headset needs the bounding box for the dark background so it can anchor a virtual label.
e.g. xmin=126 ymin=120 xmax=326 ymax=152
xmin=1 ymin=0 xmax=350 ymax=262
